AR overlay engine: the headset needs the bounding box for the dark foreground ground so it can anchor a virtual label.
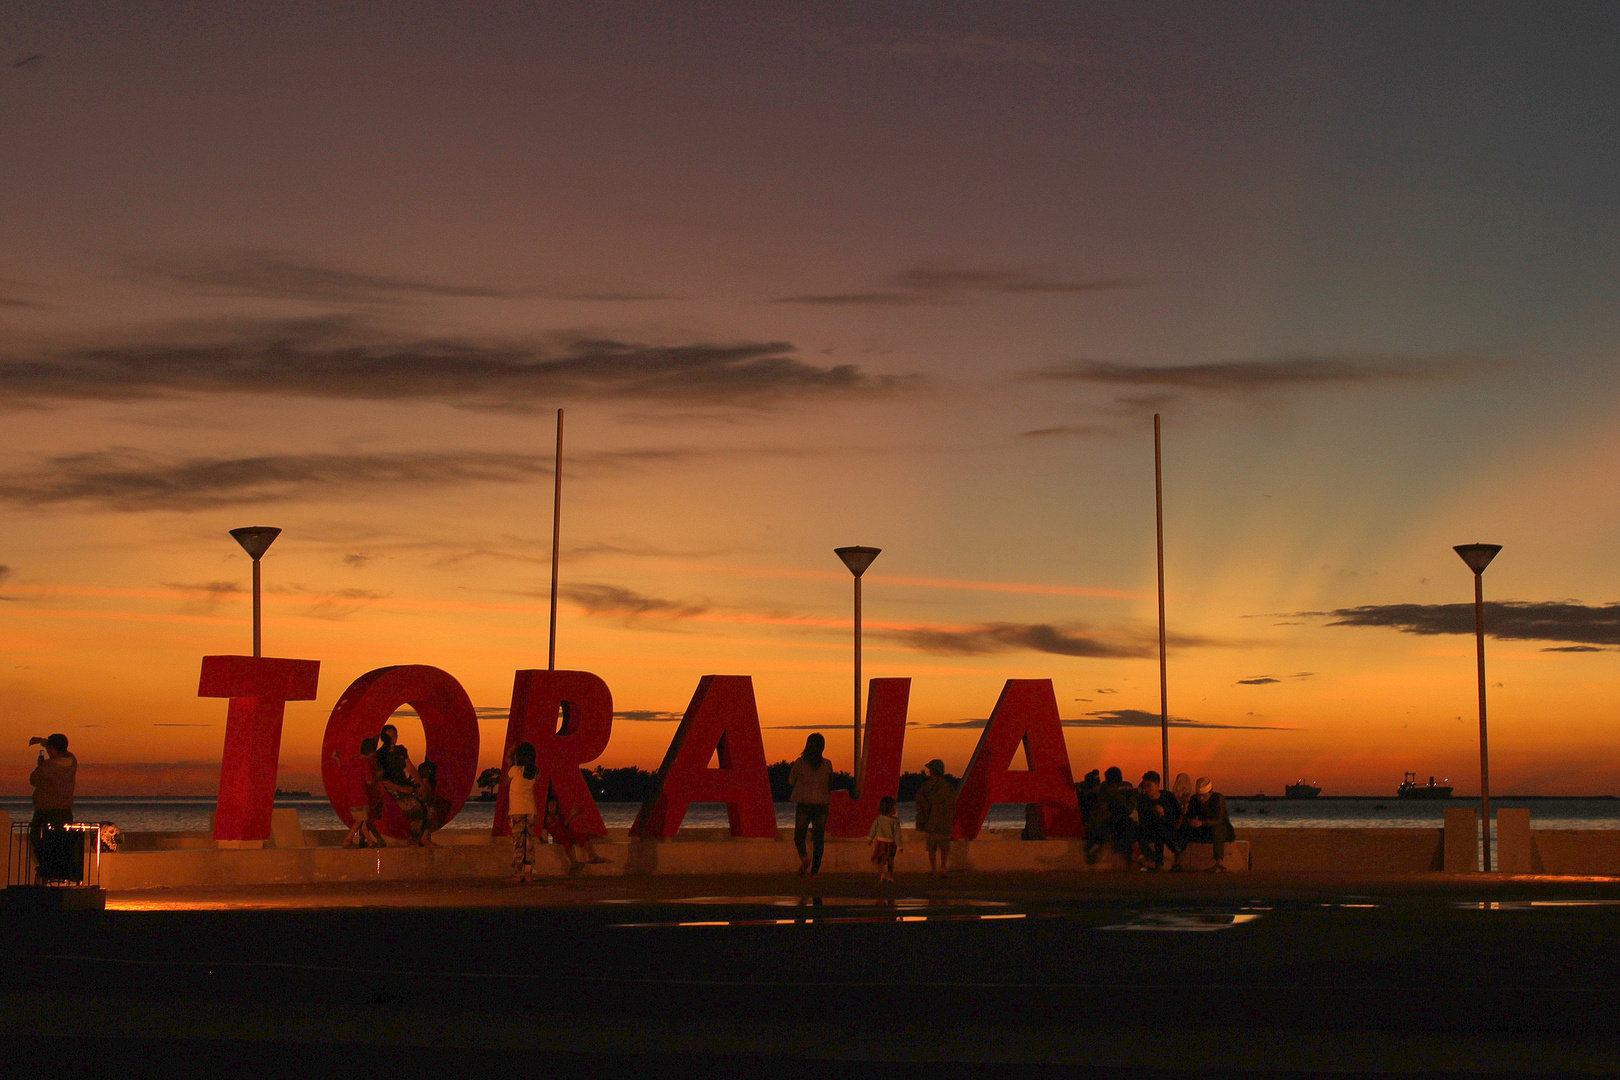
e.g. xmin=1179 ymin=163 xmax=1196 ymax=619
xmin=5 ymin=871 xmax=1620 ymax=1079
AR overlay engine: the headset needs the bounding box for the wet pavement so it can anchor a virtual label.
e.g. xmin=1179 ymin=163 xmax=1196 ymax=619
xmin=7 ymin=871 xmax=1620 ymax=1077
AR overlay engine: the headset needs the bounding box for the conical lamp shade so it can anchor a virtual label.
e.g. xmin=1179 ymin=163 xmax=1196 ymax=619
xmin=835 ymin=546 xmax=881 ymax=577
xmin=1454 ymin=543 xmax=1502 ymax=574
xmin=230 ymin=526 xmax=282 ymax=560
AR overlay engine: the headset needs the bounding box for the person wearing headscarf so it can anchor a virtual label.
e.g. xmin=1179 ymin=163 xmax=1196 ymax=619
xmin=1183 ymin=776 xmax=1236 ymax=871
xmin=788 ymin=733 xmax=834 ymax=875
xmin=913 ymin=759 xmax=958 ymax=876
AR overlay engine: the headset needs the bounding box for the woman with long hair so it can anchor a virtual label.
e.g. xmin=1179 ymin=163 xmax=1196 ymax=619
xmin=506 ymin=742 xmax=539 ymax=884
xmin=788 ymin=733 xmax=833 ymax=876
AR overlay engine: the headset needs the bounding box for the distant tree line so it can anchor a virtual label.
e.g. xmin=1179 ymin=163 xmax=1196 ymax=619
xmin=478 ymin=762 xmax=961 ymax=802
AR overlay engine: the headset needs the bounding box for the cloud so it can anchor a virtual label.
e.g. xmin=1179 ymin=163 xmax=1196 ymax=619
xmin=560 ymin=583 xmax=708 ymax=621
xmin=1236 ymin=672 xmax=1313 ymax=686
xmin=0 ymin=564 xmax=13 ymax=600
xmin=0 ymin=448 xmax=569 ymax=512
xmin=0 ymin=294 xmax=41 ymax=309
xmin=294 ymin=586 xmax=385 ymax=621
xmin=1020 ymin=425 xmax=1116 ymax=439
xmin=1542 ymin=645 xmax=1611 ymax=653
xmin=924 ymin=709 xmax=1289 ymax=730
xmin=879 ymin=621 xmax=1223 ymax=659
xmin=164 ymin=579 xmax=243 ymax=616
xmin=615 ymin=710 xmax=684 ymax=722
xmin=1322 ymin=601 xmax=1620 ymax=647
xmin=566 ymin=539 xmax=738 ymax=561
xmin=1028 ymin=356 xmax=1476 ymax=393
xmin=1066 ymin=708 xmax=1293 ymax=730
xmin=0 ymin=316 xmax=912 ymax=411
xmin=125 ymin=251 xmax=524 ymax=304
xmin=776 ymin=267 xmax=1133 ymax=306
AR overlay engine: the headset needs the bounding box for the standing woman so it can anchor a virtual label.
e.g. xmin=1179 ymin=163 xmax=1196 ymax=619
xmin=789 ymin=733 xmax=833 ymax=876
xmin=506 ymin=742 xmax=539 ymax=884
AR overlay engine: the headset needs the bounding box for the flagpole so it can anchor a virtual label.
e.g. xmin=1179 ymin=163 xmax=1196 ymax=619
xmin=1155 ymin=414 xmax=1169 ymax=782
xmin=548 ymin=408 xmax=563 ymax=671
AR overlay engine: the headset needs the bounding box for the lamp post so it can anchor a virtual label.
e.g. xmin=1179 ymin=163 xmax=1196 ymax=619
xmin=1454 ymin=542 xmax=1502 ymax=872
xmin=835 ymin=546 xmax=881 ymax=794
xmin=229 ymin=526 xmax=281 ymax=658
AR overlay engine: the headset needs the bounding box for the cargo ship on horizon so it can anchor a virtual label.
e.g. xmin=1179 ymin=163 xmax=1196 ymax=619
xmin=1397 ymin=772 xmax=1453 ymax=799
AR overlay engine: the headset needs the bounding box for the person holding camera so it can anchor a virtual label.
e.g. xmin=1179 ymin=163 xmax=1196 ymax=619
xmin=28 ymin=734 xmax=78 ymax=855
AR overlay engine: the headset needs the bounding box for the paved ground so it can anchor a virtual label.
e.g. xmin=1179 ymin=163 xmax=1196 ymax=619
xmin=5 ymin=871 xmax=1620 ymax=1078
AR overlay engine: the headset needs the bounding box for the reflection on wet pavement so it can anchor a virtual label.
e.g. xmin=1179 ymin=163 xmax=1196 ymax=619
xmin=1098 ymin=910 xmax=1267 ymax=932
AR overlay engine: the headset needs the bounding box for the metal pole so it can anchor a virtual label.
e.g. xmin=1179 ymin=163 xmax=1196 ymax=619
xmin=1155 ymin=414 xmax=1169 ymax=782
xmin=853 ymin=573 xmax=863 ymax=796
xmin=251 ymin=557 xmax=262 ymax=658
xmin=548 ymin=408 xmax=564 ymax=671
xmin=1475 ymin=571 xmax=1491 ymax=872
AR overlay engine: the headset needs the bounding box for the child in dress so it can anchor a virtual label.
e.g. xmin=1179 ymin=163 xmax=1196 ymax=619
xmin=339 ymin=736 xmax=386 ymax=848
xmin=868 ymin=795 xmax=902 ymax=882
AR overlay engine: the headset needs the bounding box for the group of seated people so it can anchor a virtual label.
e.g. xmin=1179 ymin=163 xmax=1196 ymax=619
xmin=1076 ymin=768 xmax=1236 ymax=872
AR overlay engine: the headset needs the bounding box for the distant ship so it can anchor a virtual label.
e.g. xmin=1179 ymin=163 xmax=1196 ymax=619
xmin=1284 ymin=781 xmax=1321 ymax=799
xmin=274 ymin=788 xmax=312 ymax=798
xmin=1397 ymin=772 xmax=1453 ymax=799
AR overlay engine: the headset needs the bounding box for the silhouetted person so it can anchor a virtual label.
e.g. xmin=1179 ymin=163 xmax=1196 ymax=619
xmin=1100 ymin=766 xmax=1139 ymax=867
xmin=506 ymin=742 xmax=538 ymax=884
xmin=28 ymin=734 xmax=77 ymax=866
xmin=789 ymin=733 xmax=833 ymax=875
xmin=913 ymin=759 xmax=957 ymax=876
xmin=1136 ymin=770 xmax=1183 ymax=871
xmin=1184 ymin=777 xmax=1236 ymax=872
xmin=1076 ymin=769 xmax=1104 ymax=861
xmin=1168 ymin=773 xmax=1194 ymax=871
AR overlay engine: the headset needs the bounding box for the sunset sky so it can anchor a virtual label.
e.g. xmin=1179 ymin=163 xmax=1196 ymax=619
xmin=5 ymin=2 xmax=1620 ymax=798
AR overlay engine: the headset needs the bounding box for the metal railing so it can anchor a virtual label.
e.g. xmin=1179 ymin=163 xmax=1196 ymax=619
xmin=7 ymin=820 xmax=105 ymax=889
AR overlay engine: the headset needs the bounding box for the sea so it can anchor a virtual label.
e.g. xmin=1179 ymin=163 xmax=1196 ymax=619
xmin=4 ymin=795 xmax=1620 ymax=834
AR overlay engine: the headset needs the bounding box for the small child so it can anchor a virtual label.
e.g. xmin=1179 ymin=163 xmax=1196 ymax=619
xmin=340 ymin=737 xmax=386 ymax=849
xmin=868 ymin=795 xmax=902 ymax=882
xmin=543 ymin=788 xmax=609 ymax=872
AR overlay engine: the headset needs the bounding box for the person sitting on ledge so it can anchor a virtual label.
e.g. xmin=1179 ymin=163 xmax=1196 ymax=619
xmin=1135 ymin=770 xmax=1183 ymax=872
xmin=375 ymin=725 xmax=429 ymax=846
xmin=1168 ymin=773 xmax=1195 ymax=871
xmin=1182 ymin=777 xmax=1236 ymax=872
xmin=1100 ymin=766 xmax=1139 ymax=868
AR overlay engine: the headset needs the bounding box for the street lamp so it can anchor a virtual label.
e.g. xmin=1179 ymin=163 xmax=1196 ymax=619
xmin=1454 ymin=542 xmax=1502 ymax=872
xmin=835 ymin=545 xmax=881 ymax=793
xmin=230 ymin=526 xmax=281 ymax=658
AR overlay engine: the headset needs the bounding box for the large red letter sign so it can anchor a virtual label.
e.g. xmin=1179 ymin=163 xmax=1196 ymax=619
xmin=493 ymin=669 xmax=612 ymax=837
xmin=952 ymin=679 xmax=1081 ymax=839
xmin=631 ymin=675 xmax=777 ymax=838
xmin=827 ymin=678 xmax=910 ymax=838
xmin=200 ymin=655 xmax=321 ymax=844
xmin=321 ymin=666 xmax=480 ymax=839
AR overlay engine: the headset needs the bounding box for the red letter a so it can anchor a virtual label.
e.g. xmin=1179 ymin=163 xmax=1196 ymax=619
xmin=630 ymin=675 xmax=778 ymax=838
xmin=494 ymin=669 xmax=612 ymax=837
xmin=952 ymin=679 xmax=1081 ymax=840
xmin=827 ymin=678 xmax=910 ymax=838
xmin=200 ymin=655 xmax=320 ymax=844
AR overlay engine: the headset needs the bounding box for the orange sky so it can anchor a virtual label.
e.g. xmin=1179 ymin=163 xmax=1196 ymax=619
xmin=6 ymin=4 xmax=1620 ymax=797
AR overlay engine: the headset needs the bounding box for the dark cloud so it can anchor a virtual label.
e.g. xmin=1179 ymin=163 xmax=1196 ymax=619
xmin=1066 ymin=708 xmax=1292 ymax=730
xmin=561 ymin=583 xmax=708 ymax=620
xmin=776 ymin=267 xmax=1133 ymax=306
xmin=1542 ymin=645 xmax=1611 ymax=653
xmin=0 ymin=449 xmax=566 ymax=512
xmin=924 ymin=709 xmax=1289 ymax=730
xmin=1323 ymin=601 xmax=1620 ymax=647
xmin=342 ymin=553 xmax=377 ymax=568
xmin=164 ymin=579 xmax=242 ymax=616
xmin=1236 ymin=672 xmax=1313 ymax=686
xmin=0 ymin=315 xmax=913 ymax=412
xmin=125 ymin=251 xmax=523 ymax=304
xmin=880 ymin=622 xmax=1222 ymax=659
xmin=615 ymin=710 xmax=684 ymax=722
xmin=0 ymin=295 xmax=41 ymax=309
xmin=566 ymin=539 xmax=738 ymax=560
xmin=1028 ymin=356 xmax=1474 ymax=392
xmin=295 ymin=587 xmax=385 ymax=621
xmin=1019 ymin=424 xmax=1116 ymax=439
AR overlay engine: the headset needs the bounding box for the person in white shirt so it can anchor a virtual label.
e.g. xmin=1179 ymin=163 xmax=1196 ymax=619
xmin=505 ymin=742 xmax=538 ymax=884
xmin=787 ymin=733 xmax=833 ymax=876
xmin=867 ymin=795 xmax=902 ymax=882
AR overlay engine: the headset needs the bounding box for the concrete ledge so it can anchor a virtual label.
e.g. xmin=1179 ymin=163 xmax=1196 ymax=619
xmin=1243 ymin=828 xmax=1444 ymax=873
xmin=92 ymin=833 xmax=1254 ymax=890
